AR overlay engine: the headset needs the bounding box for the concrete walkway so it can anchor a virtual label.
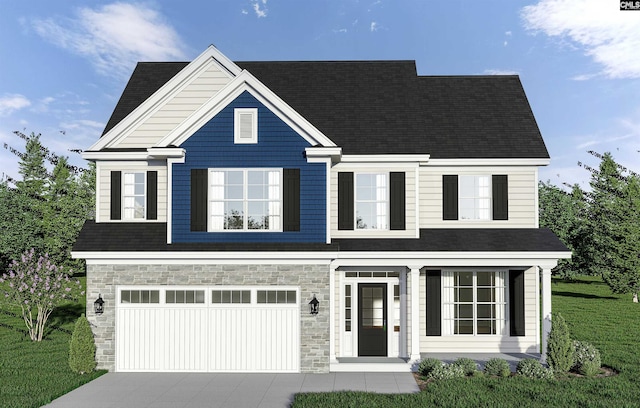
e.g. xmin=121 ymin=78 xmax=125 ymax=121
xmin=44 ymin=372 xmax=420 ymax=408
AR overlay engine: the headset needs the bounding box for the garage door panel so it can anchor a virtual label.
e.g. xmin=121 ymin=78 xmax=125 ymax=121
xmin=117 ymin=286 xmax=299 ymax=372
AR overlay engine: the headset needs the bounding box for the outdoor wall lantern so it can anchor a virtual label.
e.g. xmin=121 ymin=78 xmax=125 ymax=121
xmin=309 ymin=294 xmax=320 ymax=315
xmin=94 ymin=294 xmax=105 ymax=315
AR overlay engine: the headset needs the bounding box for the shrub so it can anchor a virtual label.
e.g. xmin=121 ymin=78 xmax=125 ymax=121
xmin=516 ymin=359 xmax=554 ymax=380
xmin=418 ymin=358 xmax=443 ymax=377
xmin=573 ymin=340 xmax=601 ymax=377
xmin=428 ymin=363 xmax=465 ymax=380
xmin=484 ymin=358 xmax=511 ymax=377
xmin=547 ymin=313 xmax=573 ymax=373
xmin=69 ymin=314 xmax=96 ymax=374
xmin=453 ymin=357 xmax=478 ymax=376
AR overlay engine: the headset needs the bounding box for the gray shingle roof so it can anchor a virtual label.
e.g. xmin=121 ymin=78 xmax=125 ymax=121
xmin=73 ymin=221 xmax=568 ymax=253
xmin=100 ymin=60 xmax=549 ymax=159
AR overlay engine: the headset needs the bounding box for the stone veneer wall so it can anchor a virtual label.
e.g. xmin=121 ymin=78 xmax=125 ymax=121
xmin=86 ymin=263 xmax=330 ymax=373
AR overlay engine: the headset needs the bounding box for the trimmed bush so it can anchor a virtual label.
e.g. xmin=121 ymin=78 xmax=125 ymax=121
xmin=418 ymin=357 xmax=443 ymax=377
xmin=573 ymin=340 xmax=602 ymax=377
xmin=516 ymin=359 xmax=554 ymax=380
xmin=69 ymin=314 xmax=96 ymax=374
xmin=484 ymin=358 xmax=511 ymax=377
xmin=453 ymin=357 xmax=478 ymax=376
xmin=429 ymin=363 xmax=465 ymax=380
xmin=547 ymin=313 xmax=574 ymax=373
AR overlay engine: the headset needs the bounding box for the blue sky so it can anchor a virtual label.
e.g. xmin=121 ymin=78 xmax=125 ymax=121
xmin=1 ymin=0 xmax=638 ymax=189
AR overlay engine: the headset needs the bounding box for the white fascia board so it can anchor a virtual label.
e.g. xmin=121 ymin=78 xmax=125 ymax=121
xmin=89 ymin=46 xmax=239 ymax=152
xmin=305 ymin=147 xmax=342 ymax=162
xmin=425 ymin=158 xmax=551 ymax=167
xmin=73 ymin=251 xmax=338 ymax=264
xmin=82 ymin=151 xmax=149 ymax=161
xmin=147 ymin=147 xmax=185 ymax=159
xmin=333 ymin=251 xmax=571 ymax=260
xmin=341 ymin=154 xmax=430 ymax=163
xmin=158 ymin=70 xmax=336 ymax=149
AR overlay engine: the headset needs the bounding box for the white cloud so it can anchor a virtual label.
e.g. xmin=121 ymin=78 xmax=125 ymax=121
xmin=32 ymin=3 xmax=186 ymax=79
xmin=333 ymin=28 xmax=348 ymax=34
xmin=0 ymin=94 xmax=31 ymax=116
xmin=241 ymin=9 xmax=249 ymax=15
xmin=505 ymin=31 xmax=512 ymax=36
xmin=483 ymin=69 xmax=520 ymax=75
xmin=370 ymin=21 xmax=379 ymax=32
xmin=252 ymin=1 xmax=268 ymax=18
xmin=522 ymin=0 xmax=640 ymax=79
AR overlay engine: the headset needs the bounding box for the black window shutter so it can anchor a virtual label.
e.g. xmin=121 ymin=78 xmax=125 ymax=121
xmin=389 ymin=172 xmax=406 ymax=230
xmin=509 ymin=269 xmax=525 ymax=336
xmin=283 ymin=168 xmax=300 ymax=231
xmin=426 ymin=270 xmax=442 ymax=336
xmin=338 ymin=172 xmax=354 ymax=230
xmin=110 ymin=171 xmax=121 ymax=220
xmin=146 ymin=171 xmax=158 ymax=220
xmin=442 ymin=175 xmax=458 ymax=220
xmin=190 ymin=169 xmax=208 ymax=231
xmin=492 ymin=175 xmax=508 ymax=220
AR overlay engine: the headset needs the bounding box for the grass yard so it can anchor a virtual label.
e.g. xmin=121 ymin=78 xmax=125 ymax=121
xmin=293 ymin=276 xmax=640 ymax=407
xmin=0 ymin=278 xmax=105 ymax=408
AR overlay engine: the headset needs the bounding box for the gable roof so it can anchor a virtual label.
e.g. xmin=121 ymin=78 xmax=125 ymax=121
xmin=101 ymin=59 xmax=550 ymax=159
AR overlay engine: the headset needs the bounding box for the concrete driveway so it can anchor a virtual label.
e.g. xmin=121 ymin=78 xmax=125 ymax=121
xmin=44 ymin=372 xmax=420 ymax=408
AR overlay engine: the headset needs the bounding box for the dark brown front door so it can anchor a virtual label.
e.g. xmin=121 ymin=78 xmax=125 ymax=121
xmin=358 ymin=283 xmax=387 ymax=356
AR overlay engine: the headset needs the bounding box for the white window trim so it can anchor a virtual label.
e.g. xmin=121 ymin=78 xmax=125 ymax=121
xmin=234 ymin=108 xmax=258 ymax=144
xmin=354 ymin=172 xmax=389 ymax=230
xmin=458 ymin=175 xmax=492 ymax=221
xmin=441 ymin=268 xmax=508 ymax=336
xmin=122 ymin=171 xmax=146 ymax=220
xmin=208 ymin=168 xmax=283 ymax=232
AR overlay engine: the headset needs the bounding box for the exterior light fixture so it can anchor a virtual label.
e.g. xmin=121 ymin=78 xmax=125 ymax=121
xmin=94 ymin=294 xmax=105 ymax=315
xmin=309 ymin=294 xmax=320 ymax=315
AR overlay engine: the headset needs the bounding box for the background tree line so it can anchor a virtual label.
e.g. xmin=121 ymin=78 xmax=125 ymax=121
xmin=0 ymin=131 xmax=95 ymax=273
xmin=540 ymin=151 xmax=640 ymax=302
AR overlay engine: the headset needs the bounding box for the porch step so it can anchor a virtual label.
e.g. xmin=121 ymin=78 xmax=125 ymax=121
xmin=331 ymin=357 xmax=412 ymax=372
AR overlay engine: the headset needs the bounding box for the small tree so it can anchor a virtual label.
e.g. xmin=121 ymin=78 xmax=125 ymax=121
xmin=546 ymin=313 xmax=573 ymax=373
xmin=69 ymin=314 xmax=97 ymax=374
xmin=0 ymin=249 xmax=83 ymax=341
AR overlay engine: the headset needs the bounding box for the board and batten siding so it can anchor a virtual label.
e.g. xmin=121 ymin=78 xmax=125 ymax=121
xmin=97 ymin=161 xmax=168 ymax=222
xmin=419 ymin=266 xmax=539 ymax=353
xmin=114 ymin=63 xmax=232 ymax=148
xmin=419 ymin=166 xmax=538 ymax=228
xmin=330 ymin=165 xmax=417 ymax=238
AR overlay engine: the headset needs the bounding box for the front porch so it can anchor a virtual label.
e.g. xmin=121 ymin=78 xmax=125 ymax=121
xmin=329 ymin=353 xmax=543 ymax=372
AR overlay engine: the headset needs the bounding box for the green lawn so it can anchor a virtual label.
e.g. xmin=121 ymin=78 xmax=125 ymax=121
xmin=293 ymin=276 xmax=640 ymax=407
xmin=0 ymin=281 xmax=105 ymax=408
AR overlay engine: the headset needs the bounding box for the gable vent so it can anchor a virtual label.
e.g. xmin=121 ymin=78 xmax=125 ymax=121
xmin=234 ymin=108 xmax=258 ymax=144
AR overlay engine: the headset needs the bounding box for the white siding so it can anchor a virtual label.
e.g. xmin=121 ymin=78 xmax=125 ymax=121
xmin=97 ymin=161 xmax=168 ymax=222
xmin=419 ymin=166 xmax=537 ymax=228
xmin=419 ymin=267 xmax=539 ymax=353
xmin=114 ymin=63 xmax=232 ymax=148
xmin=330 ymin=164 xmax=418 ymax=238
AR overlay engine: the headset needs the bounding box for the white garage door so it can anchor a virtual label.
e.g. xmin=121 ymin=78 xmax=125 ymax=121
xmin=116 ymin=286 xmax=300 ymax=372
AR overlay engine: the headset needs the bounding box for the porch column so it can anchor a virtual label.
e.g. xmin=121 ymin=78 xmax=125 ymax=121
xmin=329 ymin=265 xmax=337 ymax=364
xmin=409 ymin=266 xmax=421 ymax=362
xmin=541 ymin=267 xmax=552 ymax=363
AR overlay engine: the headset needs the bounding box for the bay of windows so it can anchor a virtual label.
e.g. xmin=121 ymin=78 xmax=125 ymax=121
xmin=209 ymin=169 xmax=281 ymax=231
xmin=442 ymin=271 xmax=506 ymax=335
xmin=355 ymin=173 xmax=388 ymax=229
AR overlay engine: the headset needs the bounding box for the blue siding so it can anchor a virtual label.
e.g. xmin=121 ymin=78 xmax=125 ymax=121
xmin=172 ymin=91 xmax=326 ymax=243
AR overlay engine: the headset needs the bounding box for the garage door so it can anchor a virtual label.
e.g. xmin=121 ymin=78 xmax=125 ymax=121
xmin=116 ymin=286 xmax=300 ymax=372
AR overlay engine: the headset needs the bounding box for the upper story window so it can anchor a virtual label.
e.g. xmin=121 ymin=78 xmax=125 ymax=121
xmin=459 ymin=175 xmax=490 ymax=220
xmin=234 ymin=108 xmax=258 ymax=144
xmin=355 ymin=173 xmax=388 ymax=229
xmin=209 ymin=169 xmax=282 ymax=231
xmin=123 ymin=172 xmax=145 ymax=220
xmin=442 ymin=174 xmax=508 ymax=221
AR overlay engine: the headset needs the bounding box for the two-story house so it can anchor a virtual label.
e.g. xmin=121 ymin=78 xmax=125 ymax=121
xmin=73 ymin=45 xmax=570 ymax=374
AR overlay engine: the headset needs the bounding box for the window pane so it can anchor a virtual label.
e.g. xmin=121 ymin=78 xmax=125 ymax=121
xmin=176 ymin=291 xmax=185 ymax=303
xmin=257 ymin=291 xmax=266 ymax=303
xmin=150 ymin=291 xmax=159 ymax=303
xmin=222 ymin=291 xmax=231 ymax=303
xmin=477 ymin=304 xmax=495 ymax=319
xmin=286 ymin=291 xmax=296 ymax=303
xmin=477 ymin=272 xmax=494 ymax=286
xmin=276 ymin=291 xmax=286 ymax=303
xmin=457 ymin=272 xmax=473 ymax=286
xmin=186 ymin=291 xmax=195 ymax=303
xmin=456 ymin=288 xmax=473 ymax=303
xmin=241 ymin=291 xmax=251 ymax=303
xmin=121 ymin=291 xmax=130 ymax=303
xmin=267 ymin=290 xmax=276 ymax=303
xmin=141 ymin=291 xmax=150 ymax=303
xmin=226 ymin=171 xmax=243 ymax=185
xmin=212 ymin=291 xmax=221 ymax=303
xmin=457 ymin=304 xmax=473 ymax=319
xmin=456 ymin=320 xmax=474 ymax=334
xmin=477 ymin=320 xmax=495 ymax=335
xmin=232 ymin=290 xmax=241 ymax=303
xmin=477 ymin=288 xmax=494 ymax=302
xmin=195 ymin=291 xmax=204 ymax=303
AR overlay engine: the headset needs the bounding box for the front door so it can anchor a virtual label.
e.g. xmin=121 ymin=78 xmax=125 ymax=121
xmin=358 ymin=283 xmax=387 ymax=356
